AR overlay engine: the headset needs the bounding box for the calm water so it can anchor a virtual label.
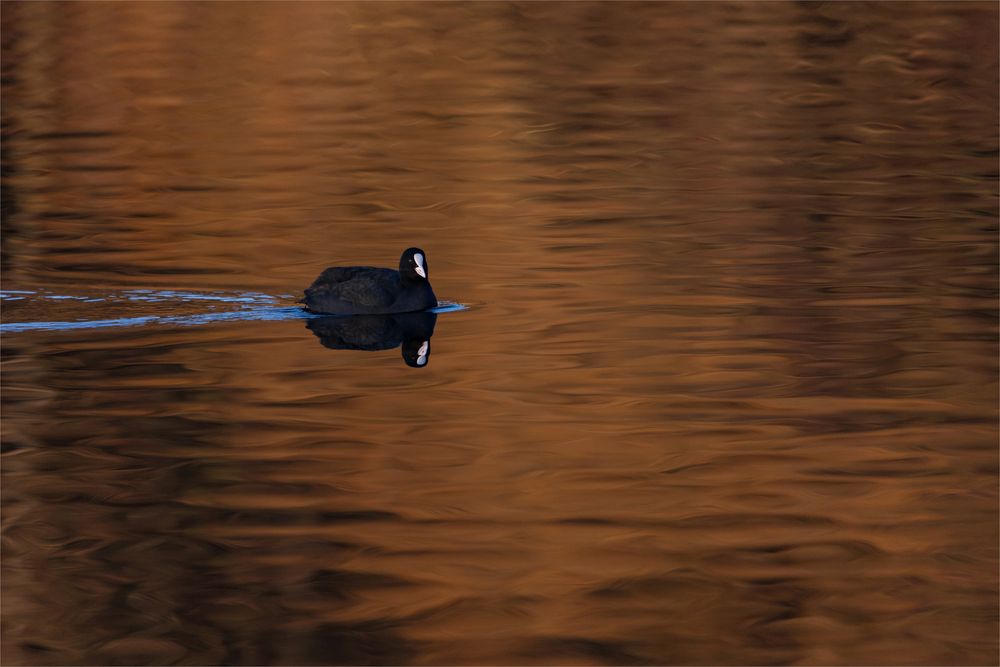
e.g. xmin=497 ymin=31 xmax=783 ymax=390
xmin=2 ymin=2 xmax=997 ymax=665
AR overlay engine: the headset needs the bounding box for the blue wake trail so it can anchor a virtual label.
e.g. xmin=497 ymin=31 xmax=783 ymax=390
xmin=1 ymin=289 xmax=467 ymax=334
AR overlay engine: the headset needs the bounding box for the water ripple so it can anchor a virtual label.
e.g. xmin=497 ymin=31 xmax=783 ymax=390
xmin=1 ymin=290 xmax=467 ymax=333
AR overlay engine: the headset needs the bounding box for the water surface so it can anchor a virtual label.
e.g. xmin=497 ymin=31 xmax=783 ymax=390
xmin=2 ymin=2 xmax=997 ymax=665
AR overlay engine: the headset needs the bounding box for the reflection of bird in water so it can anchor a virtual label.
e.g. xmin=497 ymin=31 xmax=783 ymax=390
xmin=306 ymin=311 xmax=437 ymax=367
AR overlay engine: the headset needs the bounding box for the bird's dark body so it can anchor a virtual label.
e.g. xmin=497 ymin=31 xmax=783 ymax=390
xmin=301 ymin=249 xmax=437 ymax=315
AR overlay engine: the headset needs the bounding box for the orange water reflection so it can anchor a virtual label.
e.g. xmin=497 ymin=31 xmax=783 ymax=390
xmin=2 ymin=2 xmax=997 ymax=665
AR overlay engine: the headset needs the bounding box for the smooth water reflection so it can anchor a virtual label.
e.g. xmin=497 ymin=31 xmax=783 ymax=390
xmin=308 ymin=312 xmax=437 ymax=367
xmin=2 ymin=2 xmax=997 ymax=666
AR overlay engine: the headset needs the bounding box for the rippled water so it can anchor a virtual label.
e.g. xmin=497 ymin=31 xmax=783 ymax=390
xmin=2 ymin=2 xmax=997 ymax=665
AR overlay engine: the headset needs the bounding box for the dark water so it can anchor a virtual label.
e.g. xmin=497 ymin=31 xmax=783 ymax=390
xmin=2 ymin=2 xmax=997 ymax=665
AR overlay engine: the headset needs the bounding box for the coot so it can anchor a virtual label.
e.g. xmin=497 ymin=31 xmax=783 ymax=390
xmin=302 ymin=248 xmax=437 ymax=315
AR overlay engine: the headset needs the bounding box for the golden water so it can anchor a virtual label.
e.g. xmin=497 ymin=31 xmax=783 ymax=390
xmin=2 ymin=2 xmax=997 ymax=665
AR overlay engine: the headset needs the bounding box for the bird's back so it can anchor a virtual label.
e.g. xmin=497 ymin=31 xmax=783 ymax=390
xmin=303 ymin=266 xmax=400 ymax=314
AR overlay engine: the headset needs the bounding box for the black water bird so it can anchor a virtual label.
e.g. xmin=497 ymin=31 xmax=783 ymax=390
xmin=302 ymin=248 xmax=437 ymax=315
xmin=306 ymin=311 xmax=436 ymax=367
